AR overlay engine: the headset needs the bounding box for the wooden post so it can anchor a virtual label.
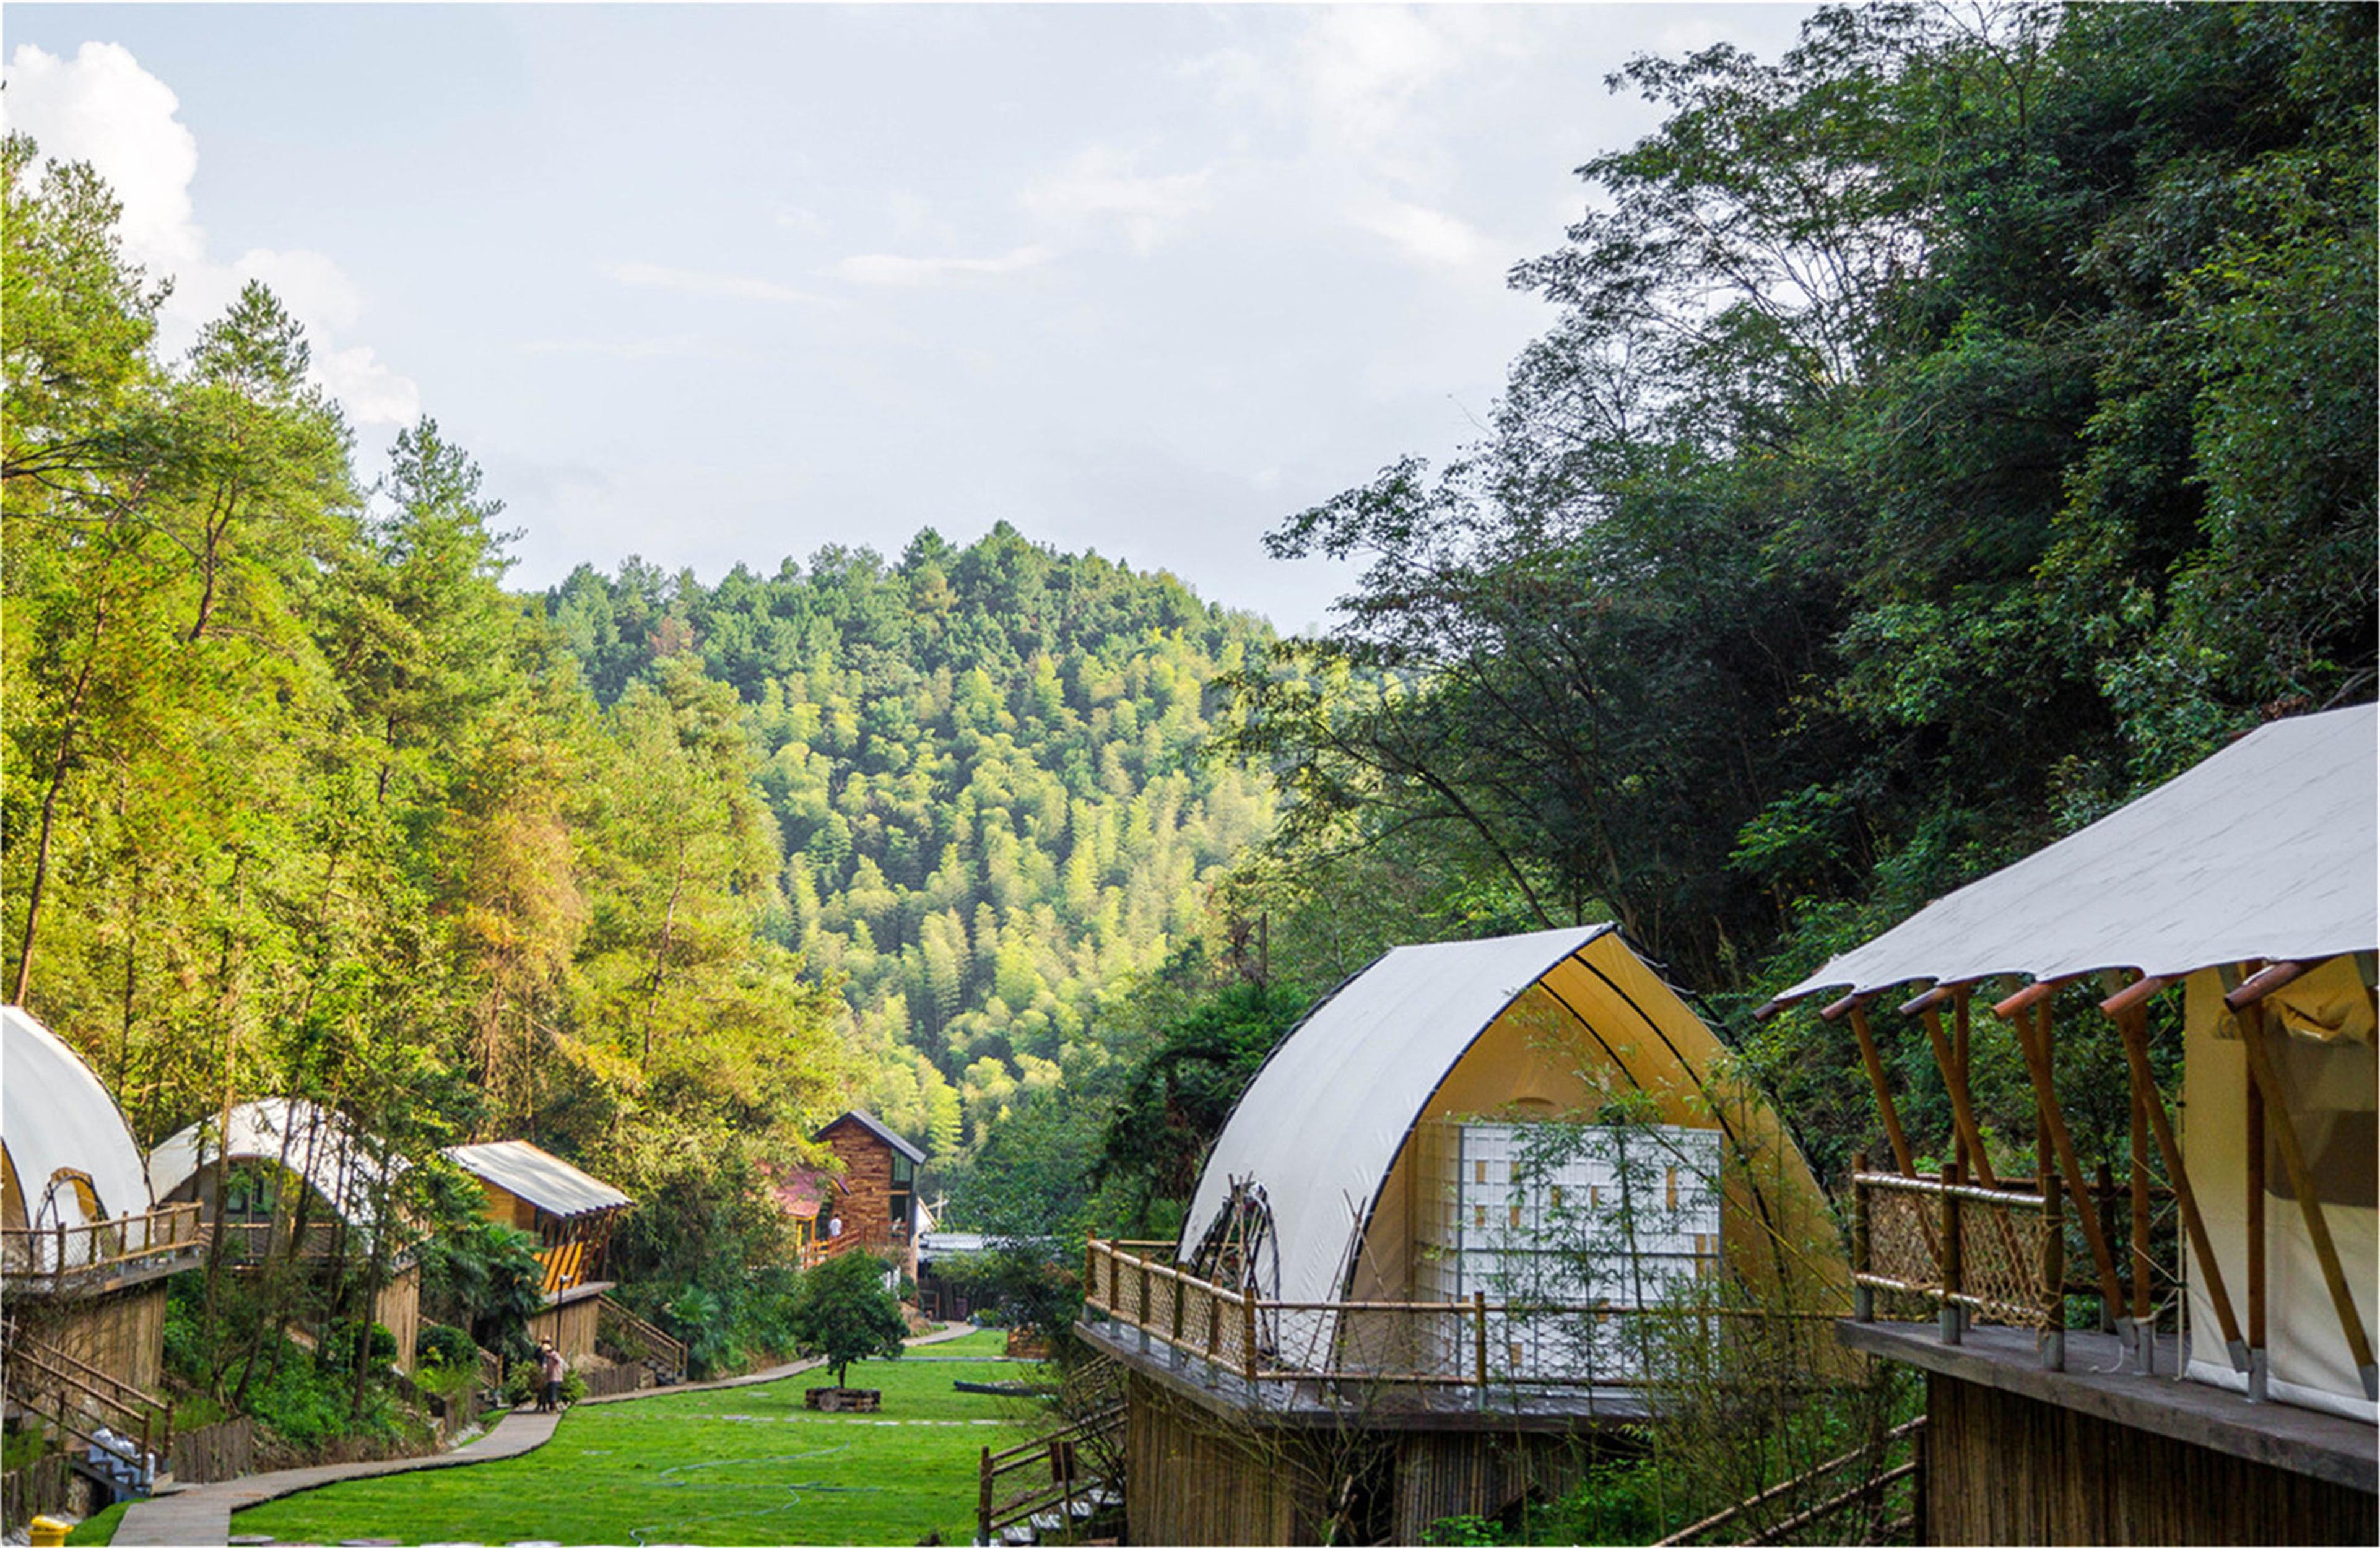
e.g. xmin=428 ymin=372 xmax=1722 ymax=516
xmin=1852 ymin=1151 xmax=1874 ymax=1323
xmin=1939 ymin=1156 xmax=1963 ymax=1345
xmin=2040 ymin=1161 xmax=2065 ymax=1372
xmin=1205 ymin=1286 xmax=1222 ymax=1369
xmin=2095 ymin=1161 xmax=2118 ymax=1334
xmin=2235 ymin=999 xmax=2376 ymax=1397
xmin=1084 ymin=1238 xmax=1098 ymax=1307
xmin=1241 ymin=1290 xmax=1259 ymax=1391
xmin=1137 ymin=1254 xmax=1151 ymax=1333
xmin=2109 ymin=1003 xmax=2247 ymax=1367
xmin=2006 ymin=996 xmax=2127 ymax=1314
xmin=1916 ymin=1005 xmax=1999 ymax=1186
xmin=1170 ymin=1264 xmax=1186 ymax=1354
xmin=1848 ymin=1002 xmax=1918 ymax=1176
xmin=1473 ymin=1290 xmax=1490 ymax=1405
xmin=978 ymin=1443 xmax=996 ymax=1542
xmin=2247 ymin=1054 xmax=2267 ymax=1401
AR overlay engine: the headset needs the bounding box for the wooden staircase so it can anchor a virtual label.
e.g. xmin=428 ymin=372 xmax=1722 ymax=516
xmin=1 ymin=1320 xmax=175 ymax=1502
xmin=976 ymin=1402 xmax=1124 ymax=1546
xmin=596 ymin=1295 xmax=687 ymax=1385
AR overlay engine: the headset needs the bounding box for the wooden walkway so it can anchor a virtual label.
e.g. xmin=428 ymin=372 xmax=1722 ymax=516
xmin=111 ymin=1323 xmax=984 ymax=1546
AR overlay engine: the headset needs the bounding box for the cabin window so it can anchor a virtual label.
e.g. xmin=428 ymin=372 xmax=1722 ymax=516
xmin=889 ymin=1152 xmax=916 ymax=1233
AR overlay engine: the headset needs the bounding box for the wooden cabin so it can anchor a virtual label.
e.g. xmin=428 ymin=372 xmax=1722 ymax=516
xmin=149 ymin=1099 xmax=421 ymax=1373
xmin=809 ymin=1110 xmax=926 ymax=1276
xmin=1079 ymin=927 xmax=1843 ymax=1544
xmin=445 ymin=1140 xmax=630 ymax=1361
xmin=1760 ymin=703 xmax=2376 ymax=1544
xmin=1 ymin=1007 xmax=205 ymax=1503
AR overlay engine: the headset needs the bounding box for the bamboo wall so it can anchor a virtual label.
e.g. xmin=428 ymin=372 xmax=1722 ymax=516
xmin=529 ymin=1290 xmax=603 ymax=1361
xmin=371 ymin=1263 xmax=420 ymax=1375
xmin=1391 ymin=1431 xmax=1587 ymax=1544
xmin=820 ymin=1123 xmax=897 ymax=1241
xmin=27 ymin=1282 xmax=170 ymax=1394
xmin=1124 ymin=1375 xmax=1319 ymax=1544
xmin=1924 ymin=1372 xmax=2377 ymax=1545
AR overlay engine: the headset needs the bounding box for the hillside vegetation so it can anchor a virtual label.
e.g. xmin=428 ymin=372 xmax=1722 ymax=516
xmin=543 ymin=537 xmax=1275 ymax=1157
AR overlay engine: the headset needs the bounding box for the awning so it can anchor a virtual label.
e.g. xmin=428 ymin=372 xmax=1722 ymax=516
xmin=446 ymin=1140 xmax=630 ymax=1218
xmin=1772 ymin=704 xmax=2377 ymax=1006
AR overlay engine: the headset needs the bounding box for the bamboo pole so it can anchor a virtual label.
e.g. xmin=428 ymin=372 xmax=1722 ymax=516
xmin=1939 ymin=1155 xmax=1962 ymax=1344
xmin=1851 ymin=1151 xmax=1873 ymax=1323
xmin=2247 ymin=1051 xmax=2267 ymax=1400
xmin=1846 ymin=1001 xmax=1917 ymax=1176
xmin=2108 ymin=1002 xmax=2246 ymax=1367
xmin=2233 ymin=998 xmax=2377 ymax=1397
xmin=2003 ymin=995 xmax=2127 ymax=1314
xmin=2040 ymin=1162 xmax=2065 ymax=1371
xmin=1915 ymin=1004 xmax=1999 ymax=1187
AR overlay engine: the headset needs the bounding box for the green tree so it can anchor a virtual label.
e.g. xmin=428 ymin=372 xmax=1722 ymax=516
xmin=788 ymin=1251 xmax=908 ymax=1390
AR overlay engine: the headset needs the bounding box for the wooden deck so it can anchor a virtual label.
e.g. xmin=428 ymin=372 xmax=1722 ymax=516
xmin=1838 ymin=1318 xmax=2374 ymax=1494
xmin=1077 ymin=1314 xmax=1660 ymax=1433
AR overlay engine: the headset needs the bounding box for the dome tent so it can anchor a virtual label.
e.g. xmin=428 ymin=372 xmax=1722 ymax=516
xmin=1175 ymin=926 xmax=1843 ymax=1316
xmin=2 ymin=1006 xmax=153 ymax=1232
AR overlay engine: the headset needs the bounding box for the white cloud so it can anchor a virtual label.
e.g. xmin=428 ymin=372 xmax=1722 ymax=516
xmin=1023 ymin=147 xmax=1214 ymax=256
xmin=522 ymin=335 xmax=725 ymax=361
xmin=601 ymin=261 xmax=828 ymax=305
xmin=832 ymin=245 xmax=1054 ymax=287
xmin=1350 ymin=199 xmax=1492 ymax=269
xmin=2 ymin=41 xmax=420 ymax=425
xmin=1302 ymin=7 xmax=1457 ymax=156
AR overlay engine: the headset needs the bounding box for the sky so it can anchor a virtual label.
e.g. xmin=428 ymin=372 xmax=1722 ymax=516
xmin=4 ymin=4 xmax=1815 ymax=633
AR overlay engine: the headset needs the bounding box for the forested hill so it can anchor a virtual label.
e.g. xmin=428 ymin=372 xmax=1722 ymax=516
xmin=542 ymin=531 xmax=1278 ymax=1157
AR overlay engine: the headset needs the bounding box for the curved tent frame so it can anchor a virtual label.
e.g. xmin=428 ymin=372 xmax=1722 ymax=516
xmin=1 ymin=1006 xmax=152 ymax=1229
xmin=1176 ymin=926 xmax=1842 ymax=1311
xmin=149 ymin=1098 xmax=399 ymax=1230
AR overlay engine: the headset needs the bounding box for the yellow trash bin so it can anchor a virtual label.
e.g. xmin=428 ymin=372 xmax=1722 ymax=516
xmin=28 ymin=1514 xmax=72 ymax=1547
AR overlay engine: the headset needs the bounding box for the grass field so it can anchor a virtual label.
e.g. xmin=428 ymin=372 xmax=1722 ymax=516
xmin=233 ymin=1330 xmax=1041 ymax=1545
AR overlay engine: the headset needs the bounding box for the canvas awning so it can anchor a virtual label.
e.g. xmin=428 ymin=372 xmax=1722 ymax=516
xmin=149 ymin=1098 xmax=398 ymax=1228
xmin=446 ymin=1140 xmax=630 ymax=1218
xmin=2 ymin=1006 xmax=152 ymax=1224
xmin=1771 ymin=704 xmax=2377 ymax=1007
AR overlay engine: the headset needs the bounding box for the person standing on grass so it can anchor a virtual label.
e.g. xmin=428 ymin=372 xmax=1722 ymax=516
xmin=539 ymin=1339 xmax=565 ymax=1412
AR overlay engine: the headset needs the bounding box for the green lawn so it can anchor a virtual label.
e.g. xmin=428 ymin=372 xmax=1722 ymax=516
xmin=235 ymin=1331 xmax=1041 ymax=1545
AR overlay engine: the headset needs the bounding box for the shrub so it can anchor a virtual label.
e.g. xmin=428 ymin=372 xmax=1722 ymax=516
xmin=414 ymin=1323 xmax=479 ymax=1373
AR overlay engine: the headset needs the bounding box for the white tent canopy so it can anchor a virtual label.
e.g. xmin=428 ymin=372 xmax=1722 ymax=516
xmin=149 ymin=1098 xmax=398 ymax=1228
xmin=2 ymin=1006 xmax=154 ymax=1225
xmin=1178 ymin=926 xmax=1617 ymax=1304
xmin=1775 ymin=704 xmax=2378 ymax=1004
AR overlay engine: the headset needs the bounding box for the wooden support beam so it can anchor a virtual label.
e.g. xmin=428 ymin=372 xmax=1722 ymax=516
xmin=2002 ymin=995 xmax=2128 ymax=1316
xmin=2130 ymin=1087 xmax=2150 ymax=1326
xmin=2225 ymin=959 xmax=2321 ymax=1011
xmin=2100 ymin=973 xmax=2174 ymax=1020
xmin=1915 ymin=1001 xmax=1998 ymax=1188
xmin=1846 ymin=999 xmax=1917 ymax=1178
xmin=2108 ymin=1002 xmax=2247 ymax=1366
xmin=1994 ymin=980 xmax=2059 ymax=1019
xmin=2234 ymin=999 xmax=2377 ymax=1397
xmin=2247 ymin=1051 xmax=2267 ymax=1399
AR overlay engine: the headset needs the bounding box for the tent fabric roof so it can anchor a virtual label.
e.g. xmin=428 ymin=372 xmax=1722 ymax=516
xmin=1775 ymin=704 xmax=2378 ymax=1005
xmin=1175 ymin=926 xmax=1615 ymax=1305
xmin=445 ymin=1140 xmax=630 ymax=1218
xmin=149 ymin=1099 xmax=396 ymax=1228
xmin=816 ymin=1109 xmax=927 ymax=1165
xmin=2 ymin=1006 xmax=152 ymax=1223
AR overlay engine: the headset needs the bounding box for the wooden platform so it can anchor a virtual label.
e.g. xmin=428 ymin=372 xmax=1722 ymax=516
xmin=1078 ymin=1315 xmax=1657 ymax=1433
xmin=1838 ymin=1319 xmax=2375 ymax=1494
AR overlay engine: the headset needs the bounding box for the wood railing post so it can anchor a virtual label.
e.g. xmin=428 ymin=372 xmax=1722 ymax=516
xmin=2246 ymin=1054 xmax=2267 ymax=1400
xmin=2040 ymin=1162 xmax=2065 ymax=1371
xmin=1205 ymin=1286 xmax=1222 ymax=1372
xmin=1939 ymin=1159 xmax=1962 ymax=1345
xmin=1472 ymin=1290 xmax=1490 ymax=1405
xmin=1240 ymin=1291 xmax=1259 ymax=1391
xmin=2093 ymin=1161 xmax=2117 ymax=1334
xmin=1851 ymin=1153 xmax=1873 ymax=1323
xmin=978 ymin=1443 xmax=996 ymax=1543
xmin=1170 ymin=1264 xmax=1186 ymax=1354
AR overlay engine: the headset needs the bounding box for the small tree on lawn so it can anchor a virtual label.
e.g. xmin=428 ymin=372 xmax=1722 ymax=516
xmin=789 ymin=1250 xmax=907 ymax=1389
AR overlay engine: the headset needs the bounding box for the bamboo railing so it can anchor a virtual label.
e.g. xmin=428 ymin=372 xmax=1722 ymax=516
xmin=1082 ymin=1239 xmax=1824 ymax=1394
xmin=1 ymin=1321 xmax=175 ymax=1480
xmin=0 ymin=1202 xmax=204 ymax=1282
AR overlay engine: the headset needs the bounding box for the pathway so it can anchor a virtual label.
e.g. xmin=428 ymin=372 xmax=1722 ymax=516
xmin=111 ymin=1323 xmax=987 ymax=1546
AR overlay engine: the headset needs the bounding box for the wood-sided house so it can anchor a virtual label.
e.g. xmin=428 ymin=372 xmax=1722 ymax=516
xmin=807 ymin=1110 xmax=926 ymax=1276
xmin=1760 ymin=703 xmax=2376 ymax=1543
xmin=445 ymin=1141 xmax=631 ymax=1361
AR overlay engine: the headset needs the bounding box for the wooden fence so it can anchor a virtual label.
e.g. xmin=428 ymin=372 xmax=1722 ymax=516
xmin=1084 ymin=1239 xmax=1830 ymax=1393
xmin=596 ymin=1295 xmax=687 ymax=1381
xmin=1 ymin=1452 xmax=79 ymax=1531
xmin=1 ymin=1202 xmax=204 ymax=1280
xmin=978 ymin=1402 xmax=1124 ymax=1544
xmin=168 ymin=1418 xmax=255 ymax=1485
